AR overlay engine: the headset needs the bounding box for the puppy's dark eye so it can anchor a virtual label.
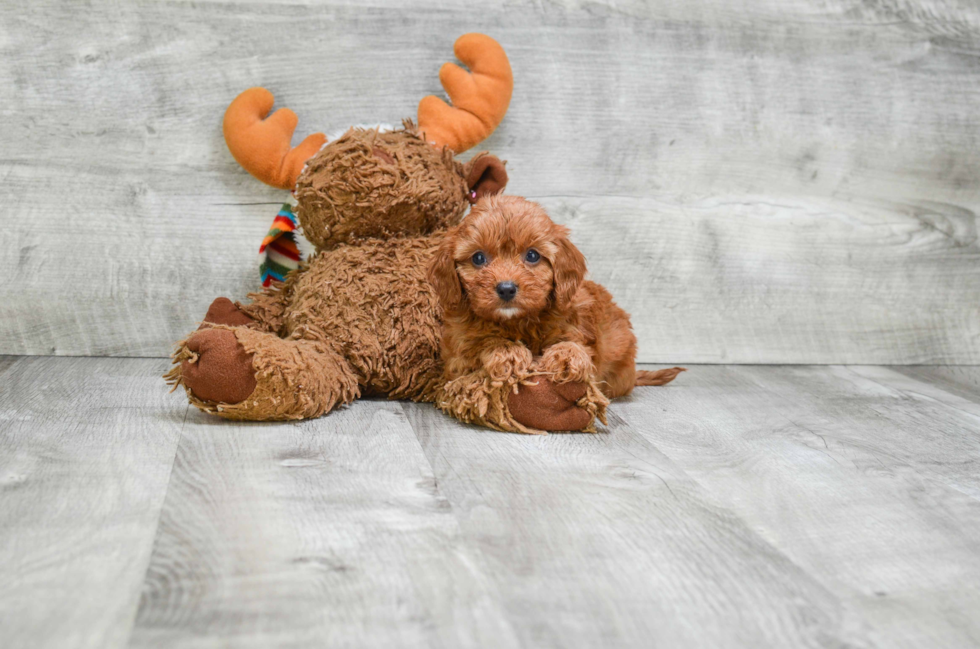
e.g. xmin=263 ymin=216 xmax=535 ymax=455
xmin=471 ymin=251 xmax=488 ymax=267
xmin=524 ymin=249 xmax=541 ymax=264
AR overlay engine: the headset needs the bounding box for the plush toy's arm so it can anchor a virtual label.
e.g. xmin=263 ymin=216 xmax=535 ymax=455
xmin=235 ymin=279 xmax=294 ymax=336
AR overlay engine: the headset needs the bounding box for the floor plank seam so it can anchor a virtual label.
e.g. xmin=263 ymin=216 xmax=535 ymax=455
xmin=399 ymin=402 xmax=527 ymax=647
xmin=604 ymin=411 xmax=682 ymax=499
xmin=119 ymin=402 xmax=190 ymax=649
xmin=604 ymin=408 xmax=859 ymax=638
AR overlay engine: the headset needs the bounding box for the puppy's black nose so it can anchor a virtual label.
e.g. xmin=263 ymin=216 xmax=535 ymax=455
xmin=496 ymin=281 xmax=518 ymax=302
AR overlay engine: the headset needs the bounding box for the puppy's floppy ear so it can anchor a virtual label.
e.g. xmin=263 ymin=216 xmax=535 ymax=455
xmin=463 ymin=153 xmax=508 ymax=204
xmin=551 ymin=226 xmax=586 ymax=310
xmin=428 ymin=228 xmax=464 ymax=311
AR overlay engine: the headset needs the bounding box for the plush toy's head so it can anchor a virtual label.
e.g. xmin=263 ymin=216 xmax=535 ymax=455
xmin=294 ymin=125 xmax=507 ymax=250
xmin=223 ymin=33 xmax=512 ymax=252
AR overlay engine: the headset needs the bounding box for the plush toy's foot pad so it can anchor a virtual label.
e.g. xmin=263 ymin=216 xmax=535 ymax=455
xmin=508 ymin=378 xmax=592 ymax=432
xmin=200 ymin=297 xmax=254 ymax=329
xmin=180 ymin=329 xmax=257 ymax=404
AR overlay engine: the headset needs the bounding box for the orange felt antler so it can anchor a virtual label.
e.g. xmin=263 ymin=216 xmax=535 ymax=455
xmin=418 ymin=34 xmax=513 ymax=153
xmin=223 ymin=88 xmax=327 ymax=190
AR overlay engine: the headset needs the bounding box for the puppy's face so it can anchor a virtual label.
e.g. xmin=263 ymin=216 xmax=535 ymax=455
xmin=429 ymin=196 xmax=586 ymax=322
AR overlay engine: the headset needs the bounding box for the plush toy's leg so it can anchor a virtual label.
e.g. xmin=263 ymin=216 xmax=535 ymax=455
xmin=491 ymin=341 xmax=609 ymax=432
xmin=435 ymin=369 xmax=608 ymax=434
xmin=165 ymin=326 xmax=359 ymax=421
xmin=508 ymin=378 xmax=608 ymax=432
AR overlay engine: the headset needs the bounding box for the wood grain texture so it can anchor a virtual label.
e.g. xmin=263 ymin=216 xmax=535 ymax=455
xmin=2 ymin=357 xmax=980 ymax=646
xmin=0 ymin=356 xmax=182 ymax=649
xmin=618 ymin=363 xmax=980 ymax=648
xmin=1 ymin=0 xmax=979 ymax=361
xmin=891 ymin=365 xmax=980 ymax=404
xmin=129 ymin=399 xmax=518 ymax=649
xmin=403 ymin=400 xmax=867 ymax=648
xmin=548 ymin=195 xmax=980 ymax=363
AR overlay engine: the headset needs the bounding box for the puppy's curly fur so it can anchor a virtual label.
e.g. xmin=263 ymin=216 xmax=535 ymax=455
xmin=429 ymin=195 xmax=684 ymax=403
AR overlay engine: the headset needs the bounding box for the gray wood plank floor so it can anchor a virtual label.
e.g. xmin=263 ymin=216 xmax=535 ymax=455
xmin=2 ymin=357 xmax=979 ymax=648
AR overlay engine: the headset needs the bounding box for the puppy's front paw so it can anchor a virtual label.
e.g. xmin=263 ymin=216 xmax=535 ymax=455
xmin=538 ymin=342 xmax=594 ymax=384
xmin=482 ymin=344 xmax=533 ymax=385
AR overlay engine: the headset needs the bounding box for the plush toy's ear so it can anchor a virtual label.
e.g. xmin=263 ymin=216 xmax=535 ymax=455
xmin=428 ymin=229 xmax=464 ymax=311
xmin=464 ymin=153 xmax=508 ymax=204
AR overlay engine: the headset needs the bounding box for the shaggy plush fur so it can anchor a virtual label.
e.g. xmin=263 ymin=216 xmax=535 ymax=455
xmin=296 ymin=124 xmax=469 ymax=250
xmin=429 ymin=195 xmax=684 ymax=425
xmin=166 ymin=126 xmax=608 ymax=431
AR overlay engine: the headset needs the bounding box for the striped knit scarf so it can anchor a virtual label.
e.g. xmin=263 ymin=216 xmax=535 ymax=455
xmin=259 ymin=203 xmax=302 ymax=287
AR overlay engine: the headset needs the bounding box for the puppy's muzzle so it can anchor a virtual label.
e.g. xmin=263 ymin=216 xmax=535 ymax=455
xmin=496 ymin=281 xmax=518 ymax=302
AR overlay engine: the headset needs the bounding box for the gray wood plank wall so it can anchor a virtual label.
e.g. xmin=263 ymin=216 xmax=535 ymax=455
xmin=2 ymin=0 xmax=978 ymax=362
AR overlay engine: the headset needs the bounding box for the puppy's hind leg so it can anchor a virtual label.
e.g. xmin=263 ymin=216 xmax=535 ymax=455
xmin=600 ymin=355 xmax=685 ymax=398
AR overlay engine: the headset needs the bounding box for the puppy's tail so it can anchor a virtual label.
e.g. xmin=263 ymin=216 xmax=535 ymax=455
xmin=635 ymin=367 xmax=686 ymax=386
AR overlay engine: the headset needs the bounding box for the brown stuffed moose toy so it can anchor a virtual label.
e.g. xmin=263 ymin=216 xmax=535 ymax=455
xmin=166 ymin=34 xmax=609 ymax=433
